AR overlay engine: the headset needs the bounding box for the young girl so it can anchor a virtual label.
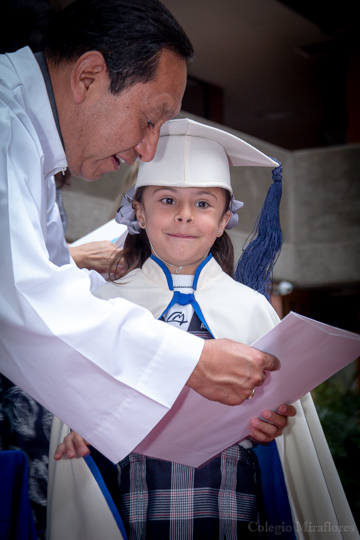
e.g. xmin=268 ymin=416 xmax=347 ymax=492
xmin=48 ymin=119 xmax=357 ymax=540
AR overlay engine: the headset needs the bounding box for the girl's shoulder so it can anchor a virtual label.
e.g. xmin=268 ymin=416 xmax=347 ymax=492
xmin=196 ymin=258 xmax=280 ymax=332
xmin=93 ymin=267 xmax=147 ymax=300
xmin=199 ymin=257 xmax=267 ymax=299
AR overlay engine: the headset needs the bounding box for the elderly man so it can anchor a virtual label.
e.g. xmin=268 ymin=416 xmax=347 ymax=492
xmin=0 ymin=0 xmax=280 ymax=464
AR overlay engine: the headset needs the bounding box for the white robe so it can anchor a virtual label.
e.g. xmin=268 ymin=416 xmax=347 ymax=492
xmin=48 ymin=257 xmax=358 ymax=540
xmin=0 ymin=47 xmax=203 ymax=463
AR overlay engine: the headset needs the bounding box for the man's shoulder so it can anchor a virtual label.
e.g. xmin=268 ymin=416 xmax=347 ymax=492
xmin=0 ymin=47 xmax=37 ymax=87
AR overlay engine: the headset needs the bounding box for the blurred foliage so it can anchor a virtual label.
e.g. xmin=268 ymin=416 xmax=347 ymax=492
xmin=312 ymin=365 xmax=360 ymax=526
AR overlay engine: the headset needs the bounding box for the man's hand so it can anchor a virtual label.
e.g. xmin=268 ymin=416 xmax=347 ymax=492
xmin=186 ymin=339 xmax=280 ymax=406
xmin=69 ymin=240 xmax=121 ymax=274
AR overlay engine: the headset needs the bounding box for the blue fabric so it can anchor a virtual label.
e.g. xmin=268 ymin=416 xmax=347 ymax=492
xmin=159 ymin=290 xmax=214 ymax=337
xmin=0 ymin=450 xmax=37 ymax=540
xmin=153 ymin=254 xmax=215 ymax=337
xmin=172 ymin=291 xmax=195 ymax=305
xmin=253 ymin=442 xmax=297 ymax=539
xmin=150 ymin=253 xmax=213 ymax=292
xmin=193 ymin=254 xmax=213 ymax=289
xmin=0 ymin=375 xmax=51 ymax=540
xmin=234 ymin=160 xmax=283 ymax=300
xmin=84 ymin=452 xmax=128 ymax=540
xmin=150 ymin=254 xmax=174 ymax=289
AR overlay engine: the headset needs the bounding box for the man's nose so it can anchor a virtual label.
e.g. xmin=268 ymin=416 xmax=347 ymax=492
xmin=134 ymin=128 xmax=160 ymax=162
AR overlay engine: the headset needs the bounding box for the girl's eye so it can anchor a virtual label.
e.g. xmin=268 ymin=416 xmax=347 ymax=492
xmin=195 ymin=201 xmax=209 ymax=208
xmin=161 ymin=197 xmax=176 ymax=205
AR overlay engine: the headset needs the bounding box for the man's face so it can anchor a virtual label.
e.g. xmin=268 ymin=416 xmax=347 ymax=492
xmin=64 ymin=50 xmax=187 ymax=181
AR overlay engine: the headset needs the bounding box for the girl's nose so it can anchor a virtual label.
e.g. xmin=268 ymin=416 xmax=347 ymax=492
xmin=175 ymin=206 xmax=194 ymax=223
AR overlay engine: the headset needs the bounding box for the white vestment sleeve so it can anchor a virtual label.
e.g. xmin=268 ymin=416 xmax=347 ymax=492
xmin=0 ymin=96 xmax=204 ymax=463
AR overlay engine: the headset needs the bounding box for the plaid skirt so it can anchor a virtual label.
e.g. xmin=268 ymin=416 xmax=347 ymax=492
xmin=90 ymin=443 xmax=264 ymax=540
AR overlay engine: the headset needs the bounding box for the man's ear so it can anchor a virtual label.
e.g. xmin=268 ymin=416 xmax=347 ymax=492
xmin=70 ymin=51 xmax=108 ymax=104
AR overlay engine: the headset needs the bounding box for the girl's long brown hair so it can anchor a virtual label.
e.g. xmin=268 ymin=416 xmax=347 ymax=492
xmin=109 ymin=187 xmax=235 ymax=280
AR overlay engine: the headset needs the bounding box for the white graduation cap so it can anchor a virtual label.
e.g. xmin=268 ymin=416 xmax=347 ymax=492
xmin=136 ymin=118 xmax=278 ymax=195
xmin=117 ymin=117 xmax=283 ymax=300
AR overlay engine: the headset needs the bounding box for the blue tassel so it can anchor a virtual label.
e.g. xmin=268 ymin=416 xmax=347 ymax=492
xmin=234 ymin=159 xmax=283 ymax=300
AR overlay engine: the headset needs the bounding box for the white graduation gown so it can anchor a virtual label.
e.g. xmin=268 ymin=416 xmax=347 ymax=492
xmin=48 ymin=257 xmax=358 ymax=540
xmin=0 ymin=47 xmax=203 ymax=463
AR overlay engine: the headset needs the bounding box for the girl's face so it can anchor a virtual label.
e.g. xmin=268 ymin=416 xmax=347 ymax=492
xmin=133 ymin=186 xmax=232 ymax=274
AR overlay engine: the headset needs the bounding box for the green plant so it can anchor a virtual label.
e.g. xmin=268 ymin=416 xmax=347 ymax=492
xmin=312 ymin=368 xmax=360 ymax=526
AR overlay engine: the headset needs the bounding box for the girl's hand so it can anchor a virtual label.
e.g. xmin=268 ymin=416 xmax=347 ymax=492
xmin=248 ymin=403 xmax=296 ymax=444
xmin=54 ymin=431 xmax=90 ymax=460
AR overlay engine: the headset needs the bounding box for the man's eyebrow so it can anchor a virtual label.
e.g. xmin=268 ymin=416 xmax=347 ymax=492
xmin=151 ymin=102 xmax=179 ymax=121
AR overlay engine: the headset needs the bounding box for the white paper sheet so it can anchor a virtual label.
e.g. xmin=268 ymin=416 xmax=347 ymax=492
xmin=70 ymin=219 xmax=128 ymax=248
xmin=135 ymin=312 xmax=360 ymax=467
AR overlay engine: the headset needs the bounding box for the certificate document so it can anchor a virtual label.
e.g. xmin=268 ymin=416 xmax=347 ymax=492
xmin=70 ymin=219 xmax=128 ymax=248
xmin=135 ymin=312 xmax=360 ymax=467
